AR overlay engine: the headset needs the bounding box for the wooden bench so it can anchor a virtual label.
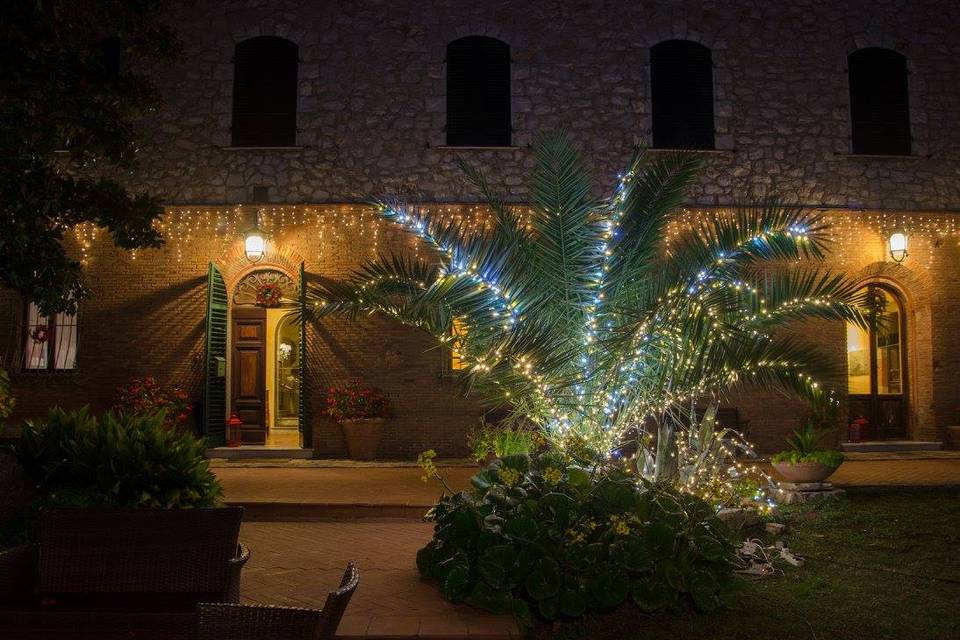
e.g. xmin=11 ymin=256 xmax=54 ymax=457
xmin=0 ymin=507 xmax=249 ymax=639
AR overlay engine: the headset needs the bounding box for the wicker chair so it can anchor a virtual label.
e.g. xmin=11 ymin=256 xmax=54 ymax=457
xmin=0 ymin=507 xmax=249 ymax=640
xmin=196 ymin=562 xmax=360 ymax=640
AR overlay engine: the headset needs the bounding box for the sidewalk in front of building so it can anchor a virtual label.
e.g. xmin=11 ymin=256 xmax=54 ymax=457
xmin=216 ymin=453 xmax=960 ymax=513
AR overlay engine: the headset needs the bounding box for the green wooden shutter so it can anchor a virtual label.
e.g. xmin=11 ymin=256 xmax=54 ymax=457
xmin=204 ymin=263 xmax=228 ymax=446
xmin=298 ymin=262 xmax=311 ymax=447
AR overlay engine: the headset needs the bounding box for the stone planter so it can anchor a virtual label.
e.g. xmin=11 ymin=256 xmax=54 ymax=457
xmin=340 ymin=418 xmax=386 ymax=460
xmin=772 ymin=461 xmax=840 ymax=483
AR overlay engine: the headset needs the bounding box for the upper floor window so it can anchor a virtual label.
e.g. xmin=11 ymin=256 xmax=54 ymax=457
xmin=101 ymin=36 xmax=122 ymax=76
xmin=848 ymin=48 xmax=911 ymax=155
xmin=446 ymin=36 xmax=511 ymax=147
xmin=23 ymin=302 xmax=77 ymax=371
xmin=650 ymin=40 xmax=715 ymax=150
xmin=232 ymin=36 xmax=298 ymax=147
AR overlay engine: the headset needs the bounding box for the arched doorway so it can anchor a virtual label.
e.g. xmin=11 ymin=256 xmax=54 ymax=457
xmin=229 ymin=269 xmax=302 ymax=446
xmin=846 ymin=284 xmax=908 ymax=440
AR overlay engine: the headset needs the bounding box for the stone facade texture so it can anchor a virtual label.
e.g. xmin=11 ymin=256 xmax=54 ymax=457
xmin=3 ymin=0 xmax=960 ymax=455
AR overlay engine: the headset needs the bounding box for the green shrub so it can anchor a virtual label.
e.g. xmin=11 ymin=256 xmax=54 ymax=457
xmin=771 ymin=450 xmax=844 ymax=467
xmin=467 ymin=421 xmax=544 ymax=462
xmin=417 ymin=452 xmax=735 ymax=628
xmin=772 ymin=408 xmax=844 ymax=467
xmin=0 ymin=366 xmax=14 ymax=420
xmin=13 ymin=407 xmax=222 ymax=509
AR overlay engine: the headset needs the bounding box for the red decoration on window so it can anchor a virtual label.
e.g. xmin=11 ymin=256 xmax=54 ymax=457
xmin=255 ymin=283 xmax=283 ymax=308
xmin=30 ymin=325 xmax=49 ymax=344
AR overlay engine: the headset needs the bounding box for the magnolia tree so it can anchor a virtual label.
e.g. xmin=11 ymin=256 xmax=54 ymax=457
xmin=307 ymin=133 xmax=866 ymax=497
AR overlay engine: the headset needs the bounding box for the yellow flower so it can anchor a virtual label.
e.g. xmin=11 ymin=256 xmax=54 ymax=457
xmin=498 ymin=467 xmax=521 ymax=487
xmin=608 ymin=514 xmax=631 ymax=536
xmin=417 ymin=449 xmax=438 ymax=483
xmin=543 ymin=467 xmax=563 ymax=486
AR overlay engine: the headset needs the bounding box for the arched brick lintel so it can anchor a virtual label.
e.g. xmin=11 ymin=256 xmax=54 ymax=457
xmin=848 ymin=261 xmax=936 ymax=441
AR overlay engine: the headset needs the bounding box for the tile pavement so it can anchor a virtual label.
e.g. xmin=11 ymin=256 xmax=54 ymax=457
xmin=239 ymin=519 xmax=519 ymax=639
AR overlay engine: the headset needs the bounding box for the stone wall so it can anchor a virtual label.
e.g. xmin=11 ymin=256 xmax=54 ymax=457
xmin=123 ymin=0 xmax=960 ymax=210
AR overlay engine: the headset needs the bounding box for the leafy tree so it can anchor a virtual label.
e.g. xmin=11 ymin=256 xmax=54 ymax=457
xmin=307 ymin=133 xmax=868 ymax=453
xmin=0 ymin=0 xmax=180 ymax=315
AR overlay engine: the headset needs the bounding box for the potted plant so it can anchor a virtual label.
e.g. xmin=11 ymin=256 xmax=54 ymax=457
xmin=772 ymin=410 xmax=845 ymax=483
xmin=466 ymin=420 xmax=543 ymax=466
xmin=326 ymin=379 xmax=391 ymax=460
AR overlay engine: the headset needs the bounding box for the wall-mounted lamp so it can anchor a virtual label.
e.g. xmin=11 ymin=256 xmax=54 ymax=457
xmin=244 ymin=213 xmax=265 ymax=263
xmin=888 ymin=229 xmax=908 ymax=263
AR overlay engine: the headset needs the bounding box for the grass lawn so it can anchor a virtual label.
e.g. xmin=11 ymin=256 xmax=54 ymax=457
xmin=539 ymin=491 xmax=960 ymax=640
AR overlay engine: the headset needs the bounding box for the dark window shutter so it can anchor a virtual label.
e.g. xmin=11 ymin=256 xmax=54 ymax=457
xmin=849 ymin=48 xmax=911 ymax=155
xmin=101 ymin=37 xmax=122 ymax=76
xmin=204 ymin=263 xmax=228 ymax=446
xmin=232 ymin=36 xmax=299 ymax=147
xmin=297 ymin=262 xmax=311 ymax=447
xmin=650 ymin=40 xmax=715 ymax=150
xmin=446 ymin=36 xmax=511 ymax=146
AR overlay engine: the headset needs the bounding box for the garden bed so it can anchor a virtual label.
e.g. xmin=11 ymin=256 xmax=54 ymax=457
xmin=535 ymin=491 xmax=960 ymax=640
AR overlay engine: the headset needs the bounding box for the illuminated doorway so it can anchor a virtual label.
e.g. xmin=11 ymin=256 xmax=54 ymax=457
xmin=846 ymin=285 xmax=907 ymax=439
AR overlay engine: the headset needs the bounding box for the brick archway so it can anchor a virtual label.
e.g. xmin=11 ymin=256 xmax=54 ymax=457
xmin=216 ymin=242 xmax=306 ymax=295
xmin=848 ymin=262 xmax=934 ymax=440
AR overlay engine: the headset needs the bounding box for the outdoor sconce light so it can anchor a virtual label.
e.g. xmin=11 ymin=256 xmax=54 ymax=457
xmin=888 ymin=230 xmax=908 ymax=263
xmin=244 ymin=222 xmax=265 ymax=263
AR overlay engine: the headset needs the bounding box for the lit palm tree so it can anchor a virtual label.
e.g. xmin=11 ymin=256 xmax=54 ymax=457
xmin=306 ymin=132 xmax=867 ymax=454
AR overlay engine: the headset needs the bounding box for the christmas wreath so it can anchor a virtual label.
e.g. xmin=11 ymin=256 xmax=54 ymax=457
xmin=30 ymin=325 xmax=49 ymax=344
xmin=255 ymin=283 xmax=284 ymax=307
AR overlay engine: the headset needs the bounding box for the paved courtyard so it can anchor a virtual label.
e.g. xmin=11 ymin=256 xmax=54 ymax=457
xmin=240 ymin=519 xmax=519 ymax=639
xmin=222 ymin=454 xmax=960 ymax=639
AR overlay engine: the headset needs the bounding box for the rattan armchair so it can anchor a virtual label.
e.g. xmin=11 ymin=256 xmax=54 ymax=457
xmin=196 ymin=562 xmax=359 ymax=640
xmin=0 ymin=507 xmax=249 ymax=640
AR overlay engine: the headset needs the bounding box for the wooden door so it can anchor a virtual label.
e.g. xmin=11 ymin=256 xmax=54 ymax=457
xmin=232 ymin=307 xmax=267 ymax=444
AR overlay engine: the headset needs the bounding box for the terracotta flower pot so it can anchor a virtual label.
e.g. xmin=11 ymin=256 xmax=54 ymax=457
xmin=772 ymin=461 xmax=840 ymax=483
xmin=340 ymin=418 xmax=386 ymax=460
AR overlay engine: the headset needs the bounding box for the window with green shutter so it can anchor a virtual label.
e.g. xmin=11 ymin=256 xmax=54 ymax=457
xmin=298 ymin=262 xmax=310 ymax=446
xmin=204 ymin=263 xmax=228 ymax=446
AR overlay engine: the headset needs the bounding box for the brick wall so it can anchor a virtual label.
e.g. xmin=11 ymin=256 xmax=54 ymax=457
xmin=3 ymin=205 xmax=958 ymax=454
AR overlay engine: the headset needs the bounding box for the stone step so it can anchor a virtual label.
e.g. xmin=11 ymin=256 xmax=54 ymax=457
xmin=233 ymin=500 xmax=431 ymax=520
xmin=841 ymin=440 xmax=943 ymax=453
xmin=206 ymin=446 xmax=314 ymax=459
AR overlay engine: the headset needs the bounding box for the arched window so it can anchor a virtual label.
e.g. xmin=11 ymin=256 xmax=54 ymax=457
xmin=232 ymin=36 xmax=298 ymax=147
xmin=100 ymin=37 xmax=122 ymax=76
xmin=446 ymin=36 xmax=511 ymax=147
xmin=650 ymin=40 xmax=715 ymax=150
xmin=848 ymin=48 xmax=911 ymax=155
xmin=847 ymin=285 xmax=907 ymax=439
